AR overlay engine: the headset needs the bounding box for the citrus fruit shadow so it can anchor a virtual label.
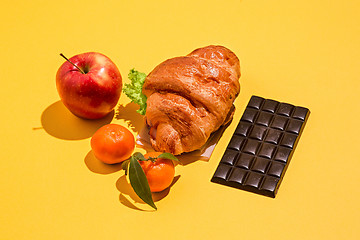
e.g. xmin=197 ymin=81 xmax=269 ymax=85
xmin=153 ymin=175 xmax=181 ymax=201
xmin=84 ymin=150 xmax=123 ymax=174
xmin=41 ymin=101 xmax=114 ymax=140
xmin=116 ymin=175 xmax=181 ymax=211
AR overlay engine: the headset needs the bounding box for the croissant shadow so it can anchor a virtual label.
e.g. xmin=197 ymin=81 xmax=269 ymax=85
xmin=41 ymin=101 xmax=114 ymax=140
xmin=116 ymin=174 xmax=181 ymax=211
xmin=115 ymin=102 xmax=144 ymax=133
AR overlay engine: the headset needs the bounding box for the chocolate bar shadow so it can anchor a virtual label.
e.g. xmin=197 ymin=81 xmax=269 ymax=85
xmin=84 ymin=150 xmax=123 ymax=174
xmin=41 ymin=101 xmax=113 ymax=140
xmin=115 ymin=102 xmax=144 ymax=133
xmin=116 ymin=175 xmax=180 ymax=211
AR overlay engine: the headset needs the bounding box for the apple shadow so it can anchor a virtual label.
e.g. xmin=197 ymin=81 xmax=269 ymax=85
xmin=116 ymin=174 xmax=181 ymax=211
xmin=41 ymin=101 xmax=114 ymax=140
xmin=84 ymin=150 xmax=124 ymax=174
xmin=115 ymin=102 xmax=144 ymax=133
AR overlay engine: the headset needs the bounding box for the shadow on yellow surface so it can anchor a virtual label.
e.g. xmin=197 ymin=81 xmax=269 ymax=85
xmin=41 ymin=101 xmax=113 ymax=140
xmin=177 ymin=153 xmax=209 ymax=165
xmin=84 ymin=148 xmax=181 ymax=210
xmin=84 ymin=150 xmax=123 ymax=174
xmin=115 ymin=102 xmax=144 ymax=133
xmin=116 ymin=175 xmax=181 ymax=211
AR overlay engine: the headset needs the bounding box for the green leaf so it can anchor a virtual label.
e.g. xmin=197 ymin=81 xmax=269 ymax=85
xmin=157 ymin=152 xmax=180 ymax=162
xmin=122 ymin=69 xmax=147 ymax=115
xmin=132 ymin=152 xmax=146 ymax=161
xmin=129 ymin=155 xmax=157 ymax=210
xmin=121 ymin=160 xmax=130 ymax=175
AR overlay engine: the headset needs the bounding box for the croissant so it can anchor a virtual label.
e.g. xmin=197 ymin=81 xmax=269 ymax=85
xmin=143 ymin=45 xmax=241 ymax=155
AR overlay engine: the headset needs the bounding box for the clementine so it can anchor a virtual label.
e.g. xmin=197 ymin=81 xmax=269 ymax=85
xmin=139 ymin=152 xmax=175 ymax=192
xmin=91 ymin=124 xmax=135 ymax=164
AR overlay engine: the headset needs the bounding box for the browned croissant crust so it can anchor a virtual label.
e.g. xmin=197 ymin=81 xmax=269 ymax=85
xmin=143 ymin=45 xmax=241 ymax=155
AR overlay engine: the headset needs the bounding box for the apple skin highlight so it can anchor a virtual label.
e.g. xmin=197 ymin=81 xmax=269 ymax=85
xmin=56 ymin=52 xmax=122 ymax=119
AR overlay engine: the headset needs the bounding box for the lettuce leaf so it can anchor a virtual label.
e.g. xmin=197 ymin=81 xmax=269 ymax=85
xmin=122 ymin=69 xmax=147 ymax=115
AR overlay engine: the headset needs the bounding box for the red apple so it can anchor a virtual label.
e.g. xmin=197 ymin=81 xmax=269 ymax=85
xmin=56 ymin=52 xmax=122 ymax=119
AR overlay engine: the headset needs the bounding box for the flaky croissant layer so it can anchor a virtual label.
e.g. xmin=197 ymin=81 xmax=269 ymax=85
xmin=143 ymin=45 xmax=241 ymax=155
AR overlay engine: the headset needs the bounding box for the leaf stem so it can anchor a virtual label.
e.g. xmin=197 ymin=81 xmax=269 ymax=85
xmin=60 ymin=53 xmax=86 ymax=74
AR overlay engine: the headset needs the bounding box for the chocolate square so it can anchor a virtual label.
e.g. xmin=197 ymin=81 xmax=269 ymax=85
xmin=228 ymin=168 xmax=248 ymax=184
xmin=248 ymin=96 xmax=264 ymax=109
xmin=251 ymin=157 xmax=271 ymax=173
xmin=242 ymin=139 xmax=261 ymax=155
xmin=235 ymin=153 xmax=254 ymax=169
xmin=241 ymin=108 xmax=259 ymax=123
xmin=256 ymin=111 xmax=274 ymax=127
xmin=258 ymin=143 xmax=276 ymax=159
xmin=276 ymin=103 xmax=294 ymax=117
xmin=274 ymin=147 xmax=292 ymax=163
xmin=262 ymin=99 xmax=279 ymax=113
xmin=260 ymin=176 xmax=279 ymax=196
xmin=244 ymin=172 xmax=263 ymax=188
xmin=220 ymin=149 xmax=239 ymax=166
xmin=249 ymin=125 xmax=267 ymax=141
xmin=268 ymin=162 xmax=285 ymax=177
xmin=228 ymin=135 xmax=246 ymax=151
xmin=292 ymin=107 xmax=308 ymax=120
xmin=234 ymin=122 xmax=252 ymax=137
xmin=264 ymin=128 xmax=283 ymax=145
xmin=286 ymin=119 xmax=303 ymax=134
xmin=270 ymin=115 xmax=289 ymax=131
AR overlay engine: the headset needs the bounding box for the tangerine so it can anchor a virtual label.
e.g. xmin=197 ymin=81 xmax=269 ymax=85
xmin=140 ymin=152 xmax=175 ymax=192
xmin=91 ymin=124 xmax=135 ymax=164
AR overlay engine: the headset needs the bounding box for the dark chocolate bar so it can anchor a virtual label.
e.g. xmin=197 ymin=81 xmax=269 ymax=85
xmin=211 ymin=96 xmax=310 ymax=197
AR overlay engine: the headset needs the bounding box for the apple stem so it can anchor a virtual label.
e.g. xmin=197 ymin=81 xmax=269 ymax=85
xmin=60 ymin=53 xmax=86 ymax=74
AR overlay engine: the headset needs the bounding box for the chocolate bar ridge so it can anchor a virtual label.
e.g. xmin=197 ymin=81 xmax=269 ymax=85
xmin=211 ymin=95 xmax=310 ymax=197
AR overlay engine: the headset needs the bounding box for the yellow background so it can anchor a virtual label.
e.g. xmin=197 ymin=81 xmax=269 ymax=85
xmin=1 ymin=0 xmax=359 ymax=239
